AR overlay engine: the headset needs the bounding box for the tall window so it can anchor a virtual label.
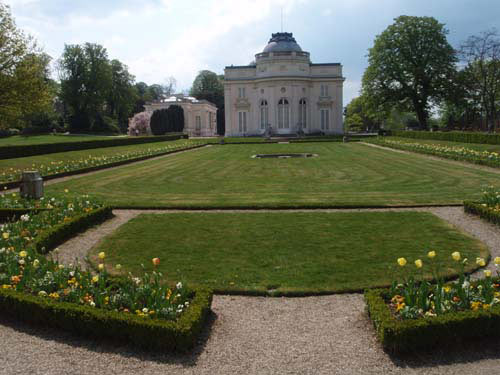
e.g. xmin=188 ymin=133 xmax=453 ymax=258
xmin=238 ymin=87 xmax=246 ymax=98
xmin=209 ymin=112 xmax=213 ymax=129
xmin=238 ymin=111 xmax=247 ymax=133
xmin=195 ymin=116 xmax=201 ymax=130
xmin=320 ymin=84 xmax=329 ymax=97
xmin=320 ymin=109 xmax=330 ymax=130
xmin=298 ymin=99 xmax=307 ymax=128
xmin=260 ymin=100 xmax=268 ymax=130
xmin=278 ymin=98 xmax=289 ymax=129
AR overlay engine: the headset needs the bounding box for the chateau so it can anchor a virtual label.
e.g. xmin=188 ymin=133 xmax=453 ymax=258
xmin=224 ymin=32 xmax=345 ymax=137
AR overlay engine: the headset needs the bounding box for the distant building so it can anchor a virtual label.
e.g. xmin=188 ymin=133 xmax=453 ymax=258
xmin=224 ymin=32 xmax=345 ymax=136
xmin=144 ymin=95 xmax=218 ymax=137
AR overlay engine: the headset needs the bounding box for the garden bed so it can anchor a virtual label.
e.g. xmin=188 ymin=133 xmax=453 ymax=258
xmin=365 ymin=288 xmax=500 ymax=354
xmin=464 ymin=201 xmax=500 ymax=226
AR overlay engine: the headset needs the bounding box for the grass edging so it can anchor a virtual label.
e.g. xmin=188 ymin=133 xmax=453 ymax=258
xmin=34 ymin=206 xmax=114 ymax=254
xmin=464 ymin=201 xmax=500 ymax=226
xmin=0 ymin=134 xmax=188 ymax=160
xmin=0 ymin=286 xmax=213 ymax=352
xmin=0 ymin=144 xmax=207 ymax=190
xmin=365 ymin=288 xmax=500 ymax=354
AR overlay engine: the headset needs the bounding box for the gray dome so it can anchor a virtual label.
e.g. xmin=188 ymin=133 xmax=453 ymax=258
xmin=263 ymin=32 xmax=302 ymax=53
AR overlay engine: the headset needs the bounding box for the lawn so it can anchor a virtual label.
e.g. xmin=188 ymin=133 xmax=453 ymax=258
xmin=47 ymin=142 xmax=500 ymax=207
xmin=0 ymin=139 xmax=200 ymax=174
xmin=91 ymin=211 xmax=488 ymax=294
xmin=0 ymin=134 xmax=118 ymax=146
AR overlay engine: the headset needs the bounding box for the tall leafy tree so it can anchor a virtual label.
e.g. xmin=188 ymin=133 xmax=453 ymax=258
xmin=108 ymin=59 xmax=137 ymax=132
xmin=190 ymin=70 xmax=225 ymax=135
xmin=459 ymin=29 xmax=500 ymax=132
xmin=362 ymin=16 xmax=457 ymax=129
xmin=344 ymin=94 xmax=384 ymax=132
xmin=0 ymin=4 xmax=54 ymax=129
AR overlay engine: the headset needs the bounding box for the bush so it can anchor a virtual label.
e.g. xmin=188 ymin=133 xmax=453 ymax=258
xmin=150 ymin=109 xmax=169 ymax=135
xmin=167 ymin=105 xmax=185 ymax=132
xmin=0 ymin=286 xmax=212 ymax=351
xmin=0 ymin=133 xmax=187 ymax=159
xmin=392 ymin=130 xmax=500 ymax=145
xmin=365 ymin=288 xmax=500 ymax=353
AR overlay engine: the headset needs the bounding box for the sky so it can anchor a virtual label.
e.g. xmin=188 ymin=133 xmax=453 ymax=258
xmin=4 ymin=0 xmax=500 ymax=105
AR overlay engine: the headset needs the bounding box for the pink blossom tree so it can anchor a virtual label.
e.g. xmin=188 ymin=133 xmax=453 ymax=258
xmin=128 ymin=112 xmax=151 ymax=136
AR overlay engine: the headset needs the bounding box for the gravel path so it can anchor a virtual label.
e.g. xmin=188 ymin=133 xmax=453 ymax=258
xmin=4 ymin=206 xmax=500 ymax=374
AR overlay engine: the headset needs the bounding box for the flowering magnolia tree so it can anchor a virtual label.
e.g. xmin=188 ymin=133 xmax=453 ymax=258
xmin=128 ymin=112 xmax=151 ymax=136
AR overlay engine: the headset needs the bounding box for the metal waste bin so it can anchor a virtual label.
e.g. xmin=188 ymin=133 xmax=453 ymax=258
xmin=20 ymin=171 xmax=44 ymax=199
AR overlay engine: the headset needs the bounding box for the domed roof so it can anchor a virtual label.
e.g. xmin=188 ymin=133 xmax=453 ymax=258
xmin=263 ymin=32 xmax=302 ymax=53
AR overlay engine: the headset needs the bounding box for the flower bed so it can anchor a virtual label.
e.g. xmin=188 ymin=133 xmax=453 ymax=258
xmin=390 ymin=130 xmax=500 ymax=145
xmin=464 ymin=186 xmax=500 ymax=226
xmin=0 ymin=140 xmax=206 ymax=187
xmin=366 ymin=249 xmax=500 ymax=353
xmin=369 ymin=138 xmax=500 ymax=168
xmin=0 ymin=193 xmax=213 ymax=351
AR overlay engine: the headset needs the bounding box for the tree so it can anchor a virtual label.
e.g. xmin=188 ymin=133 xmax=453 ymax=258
xmin=0 ymin=4 xmax=54 ymax=129
xmin=344 ymin=95 xmax=384 ymax=132
xmin=108 ymin=59 xmax=137 ymax=132
xmin=190 ymin=70 xmax=225 ymax=135
xmin=459 ymin=29 xmax=500 ymax=132
xmin=128 ymin=111 xmax=151 ymax=136
xmin=150 ymin=108 xmax=169 ymax=135
xmin=362 ymin=16 xmax=457 ymax=129
xmin=167 ymin=105 xmax=184 ymax=132
xmin=58 ymin=43 xmax=112 ymax=132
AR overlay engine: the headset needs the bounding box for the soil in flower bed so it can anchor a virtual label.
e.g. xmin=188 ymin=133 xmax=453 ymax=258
xmin=90 ymin=211 xmax=488 ymax=295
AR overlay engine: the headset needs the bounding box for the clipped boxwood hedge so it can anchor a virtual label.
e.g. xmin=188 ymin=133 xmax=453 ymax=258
xmin=464 ymin=201 xmax=500 ymax=226
xmin=392 ymin=130 xmax=500 ymax=145
xmin=0 ymin=133 xmax=188 ymax=159
xmin=34 ymin=206 xmax=114 ymax=254
xmin=365 ymin=288 xmax=500 ymax=354
xmin=0 ymin=286 xmax=212 ymax=352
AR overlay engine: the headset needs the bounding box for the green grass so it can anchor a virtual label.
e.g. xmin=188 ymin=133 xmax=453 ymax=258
xmin=91 ymin=211 xmax=488 ymax=295
xmin=46 ymin=142 xmax=500 ymax=207
xmin=386 ymin=136 xmax=500 ymax=153
xmin=0 ymin=139 xmax=199 ymax=172
xmin=0 ymin=134 xmax=119 ymax=146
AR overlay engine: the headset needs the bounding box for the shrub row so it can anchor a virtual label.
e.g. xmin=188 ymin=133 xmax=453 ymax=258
xmin=34 ymin=206 xmax=114 ymax=254
xmin=391 ymin=130 xmax=500 ymax=145
xmin=0 ymin=133 xmax=188 ymax=159
xmin=464 ymin=201 xmax=500 ymax=226
xmin=365 ymin=288 xmax=500 ymax=354
xmin=0 ymin=286 xmax=212 ymax=352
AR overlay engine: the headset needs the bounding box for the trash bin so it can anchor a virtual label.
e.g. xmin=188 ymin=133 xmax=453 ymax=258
xmin=20 ymin=171 xmax=44 ymax=199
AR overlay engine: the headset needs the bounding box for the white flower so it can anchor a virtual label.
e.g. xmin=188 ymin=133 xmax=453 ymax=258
xmin=20 ymin=214 xmax=30 ymax=222
xmin=132 ymin=277 xmax=141 ymax=285
xmin=18 ymin=259 xmax=25 ymax=265
xmin=90 ymin=302 xmax=96 ymax=307
xmin=0 ymin=248 xmax=5 ymax=254
xmin=69 ymin=271 xmax=75 ymax=277
xmin=58 ymin=264 xmax=64 ymax=270
xmin=142 ymin=308 xmax=148 ymax=313
xmin=176 ymin=282 xmax=183 ymax=289
xmin=462 ymin=281 xmax=470 ymax=289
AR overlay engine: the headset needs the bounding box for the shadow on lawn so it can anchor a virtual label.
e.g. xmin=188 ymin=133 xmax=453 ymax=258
xmin=388 ymin=336 xmax=500 ymax=369
xmin=0 ymin=310 xmax=218 ymax=367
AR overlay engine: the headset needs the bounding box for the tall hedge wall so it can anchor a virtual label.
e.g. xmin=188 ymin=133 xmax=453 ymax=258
xmin=391 ymin=130 xmax=500 ymax=145
xmin=0 ymin=134 xmax=188 ymax=159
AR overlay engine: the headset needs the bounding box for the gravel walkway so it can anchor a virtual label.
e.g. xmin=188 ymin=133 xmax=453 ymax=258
xmin=4 ymin=206 xmax=500 ymax=374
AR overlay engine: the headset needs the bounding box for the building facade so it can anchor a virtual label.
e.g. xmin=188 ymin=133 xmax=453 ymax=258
xmin=144 ymin=95 xmax=218 ymax=137
xmin=224 ymin=32 xmax=345 ymax=137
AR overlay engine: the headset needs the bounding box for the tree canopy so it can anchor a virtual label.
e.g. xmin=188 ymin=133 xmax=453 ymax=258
xmin=190 ymin=70 xmax=225 ymax=135
xmin=362 ymin=16 xmax=457 ymax=129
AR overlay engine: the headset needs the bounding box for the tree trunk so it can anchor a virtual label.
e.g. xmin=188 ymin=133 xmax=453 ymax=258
xmin=414 ymin=105 xmax=428 ymax=130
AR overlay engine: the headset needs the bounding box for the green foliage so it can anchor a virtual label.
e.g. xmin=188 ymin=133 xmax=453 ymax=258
xmin=362 ymin=16 xmax=457 ymax=129
xmin=0 ymin=5 xmax=55 ymax=129
xmin=464 ymin=201 xmax=500 ymax=226
xmin=344 ymin=95 xmax=383 ymax=132
xmin=190 ymin=70 xmax=224 ymax=135
xmin=0 ymin=134 xmax=188 ymax=159
xmin=365 ymin=288 xmax=500 ymax=353
xmin=391 ymin=130 xmax=500 ymax=145
xmin=167 ymin=105 xmax=184 ymax=132
xmin=150 ymin=109 xmax=169 ymax=135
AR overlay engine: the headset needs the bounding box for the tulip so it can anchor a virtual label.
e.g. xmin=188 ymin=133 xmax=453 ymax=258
xmin=92 ymin=275 xmax=99 ymax=283
xmin=451 ymin=252 xmax=461 ymax=261
xmin=19 ymin=250 xmax=27 ymax=258
xmin=484 ymin=269 xmax=492 ymax=278
xmin=152 ymin=257 xmax=160 ymax=266
xmin=98 ymin=252 xmax=106 ymax=260
xmin=397 ymin=257 xmax=407 ymax=266
xmin=115 ymin=264 xmax=122 ymax=270
xmin=427 ymin=251 xmax=436 ymax=259
xmin=476 ymin=257 xmax=486 ymax=267
xmin=414 ymin=259 xmax=423 ymax=268
xmin=495 ymin=257 xmax=500 ymax=265
xmin=33 ymin=259 xmax=40 ymax=268
xmin=98 ymin=264 xmax=104 ymax=271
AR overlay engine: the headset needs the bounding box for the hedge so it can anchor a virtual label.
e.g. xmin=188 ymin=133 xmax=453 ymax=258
xmin=0 ymin=286 xmax=213 ymax=352
xmin=391 ymin=130 xmax=500 ymax=145
xmin=0 ymin=133 xmax=188 ymax=159
xmin=365 ymin=288 xmax=500 ymax=354
xmin=464 ymin=201 xmax=500 ymax=226
xmin=34 ymin=206 xmax=114 ymax=254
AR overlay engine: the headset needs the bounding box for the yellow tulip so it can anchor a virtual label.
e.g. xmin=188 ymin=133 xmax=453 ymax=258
xmin=92 ymin=275 xmax=99 ymax=283
xmin=397 ymin=257 xmax=407 ymax=267
xmin=98 ymin=252 xmax=106 ymax=260
xmin=19 ymin=250 xmax=27 ymax=258
xmin=2 ymin=232 xmax=9 ymax=240
xmin=115 ymin=264 xmax=122 ymax=270
xmin=476 ymin=258 xmax=486 ymax=267
xmin=451 ymin=252 xmax=461 ymax=261
xmin=484 ymin=270 xmax=492 ymax=278
xmin=414 ymin=259 xmax=423 ymax=268
xmin=98 ymin=264 xmax=104 ymax=271
xmin=495 ymin=257 xmax=500 ymax=265
xmin=427 ymin=251 xmax=436 ymax=259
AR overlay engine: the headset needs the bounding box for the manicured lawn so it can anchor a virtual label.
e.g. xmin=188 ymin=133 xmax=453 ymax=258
xmin=385 ymin=136 xmax=500 ymax=153
xmin=0 ymin=139 xmax=200 ymax=173
xmin=0 ymin=134 xmax=118 ymax=146
xmin=91 ymin=212 xmax=488 ymax=294
xmin=47 ymin=142 xmax=500 ymax=207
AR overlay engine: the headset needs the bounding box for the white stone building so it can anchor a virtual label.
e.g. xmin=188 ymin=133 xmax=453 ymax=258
xmin=144 ymin=95 xmax=218 ymax=137
xmin=224 ymin=32 xmax=345 ymax=137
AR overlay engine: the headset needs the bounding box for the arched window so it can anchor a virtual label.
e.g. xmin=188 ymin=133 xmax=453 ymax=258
xmin=298 ymin=99 xmax=307 ymax=128
xmin=278 ymin=98 xmax=289 ymax=129
xmin=260 ymin=100 xmax=268 ymax=130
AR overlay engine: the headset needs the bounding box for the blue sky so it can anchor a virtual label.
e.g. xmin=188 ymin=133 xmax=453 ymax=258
xmin=5 ymin=0 xmax=500 ymax=105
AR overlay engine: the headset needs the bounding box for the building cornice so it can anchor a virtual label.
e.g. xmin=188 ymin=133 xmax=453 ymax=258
xmin=224 ymin=76 xmax=346 ymax=83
